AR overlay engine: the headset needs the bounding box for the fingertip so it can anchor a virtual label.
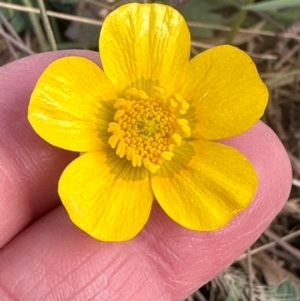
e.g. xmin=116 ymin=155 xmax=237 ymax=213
xmin=223 ymin=121 xmax=292 ymax=221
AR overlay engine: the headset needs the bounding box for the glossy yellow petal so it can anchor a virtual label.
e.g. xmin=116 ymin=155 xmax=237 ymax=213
xmin=151 ymin=140 xmax=257 ymax=231
xmin=59 ymin=150 xmax=153 ymax=241
xmin=100 ymin=3 xmax=190 ymax=94
xmin=182 ymin=45 xmax=268 ymax=140
xmin=28 ymin=57 xmax=117 ymax=152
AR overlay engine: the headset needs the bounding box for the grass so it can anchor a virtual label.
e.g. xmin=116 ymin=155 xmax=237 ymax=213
xmin=0 ymin=0 xmax=299 ymax=300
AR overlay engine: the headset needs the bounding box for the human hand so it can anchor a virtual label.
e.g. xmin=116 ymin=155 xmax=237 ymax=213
xmin=0 ymin=50 xmax=292 ymax=301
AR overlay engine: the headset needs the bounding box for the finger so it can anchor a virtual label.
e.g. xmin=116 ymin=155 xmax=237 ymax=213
xmin=0 ymin=121 xmax=291 ymax=301
xmin=0 ymin=50 xmax=100 ymax=247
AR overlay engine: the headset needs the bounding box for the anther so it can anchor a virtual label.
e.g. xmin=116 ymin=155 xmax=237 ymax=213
xmin=114 ymin=109 xmax=125 ymax=121
xmin=171 ymin=133 xmax=182 ymax=146
xmin=108 ymin=122 xmax=121 ymax=132
xmin=161 ymin=151 xmax=174 ymax=161
xmin=114 ymin=98 xmax=128 ymax=109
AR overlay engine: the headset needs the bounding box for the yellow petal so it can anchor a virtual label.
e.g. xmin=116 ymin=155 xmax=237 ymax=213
xmin=59 ymin=150 xmax=153 ymax=241
xmin=151 ymin=140 xmax=258 ymax=231
xmin=182 ymin=45 xmax=268 ymax=140
xmin=28 ymin=57 xmax=117 ymax=152
xmin=100 ymin=3 xmax=190 ymax=94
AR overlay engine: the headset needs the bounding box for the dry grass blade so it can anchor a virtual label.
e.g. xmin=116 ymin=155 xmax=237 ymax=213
xmin=37 ymin=0 xmax=57 ymax=51
xmin=292 ymin=179 xmax=300 ymax=187
xmin=0 ymin=11 xmax=22 ymax=43
xmin=0 ymin=2 xmax=102 ymax=26
xmin=237 ymin=229 xmax=300 ymax=261
xmin=0 ymin=26 xmax=35 ymax=55
xmin=0 ymin=23 xmax=18 ymax=60
xmin=187 ymin=21 xmax=300 ymax=41
xmin=21 ymin=0 xmax=49 ymax=51
xmin=264 ymin=230 xmax=300 ymax=261
xmin=246 ymin=249 xmax=255 ymax=301
xmin=274 ymin=44 xmax=300 ymax=70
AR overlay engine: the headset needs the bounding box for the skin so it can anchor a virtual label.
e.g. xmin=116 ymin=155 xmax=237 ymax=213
xmin=0 ymin=50 xmax=292 ymax=301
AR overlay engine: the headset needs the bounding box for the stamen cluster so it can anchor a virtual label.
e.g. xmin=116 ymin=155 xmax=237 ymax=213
xmin=108 ymin=87 xmax=191 ymax=173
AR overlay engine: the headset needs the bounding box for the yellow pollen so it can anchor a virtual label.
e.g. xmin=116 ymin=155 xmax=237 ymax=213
xmin=107 ymin=87 xmax=191 ymax=173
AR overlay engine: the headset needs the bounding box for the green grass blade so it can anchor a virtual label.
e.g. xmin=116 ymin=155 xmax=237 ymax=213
xmin=243 ymin=0 xmax=300 ymax=11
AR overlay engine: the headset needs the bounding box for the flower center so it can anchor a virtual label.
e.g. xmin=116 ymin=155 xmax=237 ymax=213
xmin=108 ymin=87 xmax=191 ymax=173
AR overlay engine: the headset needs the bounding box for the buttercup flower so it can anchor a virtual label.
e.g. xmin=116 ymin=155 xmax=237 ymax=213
xmin=28 ymin=3 xmax=268 ymax=241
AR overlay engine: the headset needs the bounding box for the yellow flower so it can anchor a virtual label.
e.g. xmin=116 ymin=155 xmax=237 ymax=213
xmin=28 ymin=3 xmax=268 ymax=241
